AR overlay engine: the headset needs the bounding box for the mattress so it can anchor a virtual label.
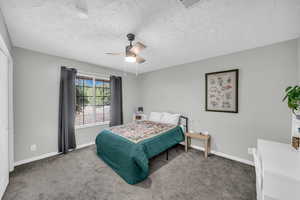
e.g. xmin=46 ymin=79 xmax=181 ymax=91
xmin=95 ymin=120 xmax=184 ymax=184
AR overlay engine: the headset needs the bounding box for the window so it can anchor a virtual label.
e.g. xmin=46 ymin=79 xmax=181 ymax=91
xmin=75 ymin=75 xmax=111 ymax=127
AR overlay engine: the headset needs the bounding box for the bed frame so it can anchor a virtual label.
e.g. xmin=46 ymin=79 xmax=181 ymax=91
xmin=178 ymin=115 xmax=189 ymax=133
xmin=165 ymin=115 xmax=189 ymax=160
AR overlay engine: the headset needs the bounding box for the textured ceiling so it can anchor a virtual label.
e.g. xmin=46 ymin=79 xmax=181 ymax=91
xmin=1 ymin=0 xmax=300 ymax=73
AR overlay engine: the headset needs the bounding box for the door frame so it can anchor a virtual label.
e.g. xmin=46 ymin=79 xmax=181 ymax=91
xmin=0 ymin=31 xmax=14 ymax=200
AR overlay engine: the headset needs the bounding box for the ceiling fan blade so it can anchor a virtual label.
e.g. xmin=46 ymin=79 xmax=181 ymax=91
xmin=129 ymin=42 xmax=146 ymax=55
xmin=105 ymin=52 xmax=123 ymax=56
xmin=136 ymin=56 xmax=146 ymax=64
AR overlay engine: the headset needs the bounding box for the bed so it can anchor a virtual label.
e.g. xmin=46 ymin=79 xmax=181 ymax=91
xmin=95 ymin=115 xmax=188 ymax=184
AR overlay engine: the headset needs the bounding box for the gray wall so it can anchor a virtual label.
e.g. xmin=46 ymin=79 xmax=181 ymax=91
xmin=13 ymin=39 xmax=299 ymax=163
xmin=139 ymin=39 xmax=298 ymax=161
xmin=13 ymin=47 xmax=139 ymax=162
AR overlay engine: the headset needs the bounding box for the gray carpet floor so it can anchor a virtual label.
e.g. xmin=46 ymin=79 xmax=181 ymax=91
xmin=3 ymin=145 xmax=256 ymax=200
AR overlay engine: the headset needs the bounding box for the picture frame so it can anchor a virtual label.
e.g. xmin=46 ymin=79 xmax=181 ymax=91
xmin=205 ymin=69 xmax=239 ymax=113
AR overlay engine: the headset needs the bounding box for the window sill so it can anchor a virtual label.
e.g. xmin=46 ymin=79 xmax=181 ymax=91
xmin=75 ymin=122 xmax=110 ymax=130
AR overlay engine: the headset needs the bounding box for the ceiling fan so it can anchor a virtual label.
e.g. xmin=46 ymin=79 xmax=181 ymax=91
xmin=105 ymin=33 xmax=146 ymax=64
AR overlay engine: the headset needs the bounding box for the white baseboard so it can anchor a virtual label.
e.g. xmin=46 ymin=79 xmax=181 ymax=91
xmin=14 ymin=151 xmax=60 ymax=167
xmin=181 ymin=143 xmax=254 ymax=166
xmin=13 ymin=141 xmax=253 ymax=168
xmin=14 ymin=142 xmax=95 ymax=167
xmin=77 ymin=141 xmax=95 ymax=149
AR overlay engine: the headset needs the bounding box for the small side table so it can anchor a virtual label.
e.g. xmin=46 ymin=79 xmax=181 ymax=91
xmin=185 ymin=132 xmax=211 ymax=158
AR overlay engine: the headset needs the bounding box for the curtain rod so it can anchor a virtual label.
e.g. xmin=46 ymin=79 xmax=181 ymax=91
xmin=77 ymin=70 xmax=124 ymax=78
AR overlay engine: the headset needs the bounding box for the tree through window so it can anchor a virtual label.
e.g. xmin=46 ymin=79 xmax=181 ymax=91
xmin=75 ymin=75 xmax=110 ymax=126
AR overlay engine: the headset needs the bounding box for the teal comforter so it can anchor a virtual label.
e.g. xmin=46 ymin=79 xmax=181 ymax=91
xmin=95 ymin=126 xmax=184 ymax=184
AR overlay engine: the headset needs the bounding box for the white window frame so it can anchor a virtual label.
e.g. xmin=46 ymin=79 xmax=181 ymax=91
xmin=75 ymin=73 xmax=110 ymax=129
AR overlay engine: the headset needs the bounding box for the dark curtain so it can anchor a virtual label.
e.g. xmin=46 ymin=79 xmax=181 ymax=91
xmin=110 ymin=76 xmax=123 ymax=126
xmin=58 ymin=66 xmax=77 ymax=154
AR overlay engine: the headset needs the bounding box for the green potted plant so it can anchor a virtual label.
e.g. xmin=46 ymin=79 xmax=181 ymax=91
xmin=283 ymin=85 xmax=300 ymax=150
xmin=283 ymin=85 xmax=300 ymax=119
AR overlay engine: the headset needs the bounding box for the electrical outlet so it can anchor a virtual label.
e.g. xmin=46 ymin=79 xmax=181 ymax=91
xmin=30 ymin=144 xmax=37 ymax=152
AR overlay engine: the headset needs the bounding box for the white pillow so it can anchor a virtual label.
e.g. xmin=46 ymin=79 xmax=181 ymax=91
xmin=160 ymin=112 xmax=180 ymax=125
xmin=149 ymin=112 xmax=163 ymax=122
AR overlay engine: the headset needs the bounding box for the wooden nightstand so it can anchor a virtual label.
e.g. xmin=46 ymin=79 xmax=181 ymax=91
xmin=185 ymin=132 xmax=211 ymax=158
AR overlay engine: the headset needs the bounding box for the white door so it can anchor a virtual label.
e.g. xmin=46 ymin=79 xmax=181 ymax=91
xmin=0 ymin=50 xmax=9 ymax=199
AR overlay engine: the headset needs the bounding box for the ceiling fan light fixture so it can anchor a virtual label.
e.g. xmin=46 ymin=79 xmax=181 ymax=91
xmin=125 ymin=46 xmax=136 ymax=63
xmin=106 ymin=33 xmax=146 ymax=64
xmin=125 ymin=56 xmax=136 ymax=63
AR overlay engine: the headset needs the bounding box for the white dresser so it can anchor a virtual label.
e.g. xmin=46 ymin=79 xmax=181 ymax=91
xmin=256 ymin=139 xmax=300 ymax=200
